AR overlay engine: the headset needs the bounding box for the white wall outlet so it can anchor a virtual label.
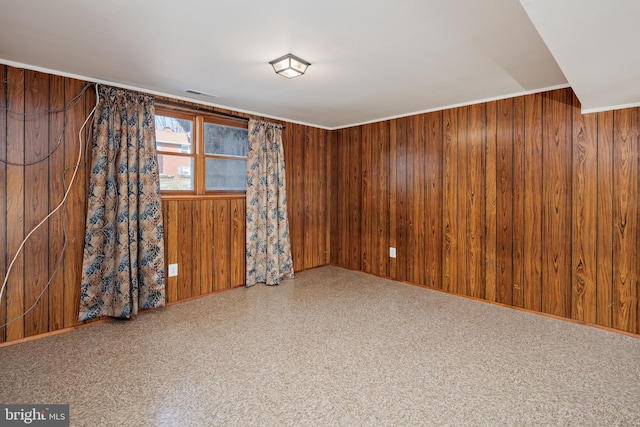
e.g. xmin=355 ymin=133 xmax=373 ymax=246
xmin=168 ymin=263 xmax=178 ymax=277
xmin=389 ymin=247 xmax=396 ymax=258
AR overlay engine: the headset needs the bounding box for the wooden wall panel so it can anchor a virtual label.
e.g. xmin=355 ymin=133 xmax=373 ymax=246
xmin=329 ymin=130 xmax=338 ymax=266
xmin=62 ymin=78 xmax=87 ymax=329
xmin=613 ymin=108 xmax=638 ymax=333
xmin=542 ymin=89 xmax=572 ymax=318
xmin=596 ymin=111 xmax=614 ymax=327
xmin=389 ymin=120 xmax=398 ymax=279
xmin=318 ymin=128 xmax=328 ymax=265
xmin=200 ymin=199 xmax=214 ymax=294
xmin=484 ymin=101 xmax=497 ymax=302
xmin=24 ymin=70 xmax=50 ymax=337
xmin=373 ymin=122 xmax=390 ymax=277
xmin=6 ymin=67 xmax=25 ymax=341
xmin=523 ymin=93 xmax=543 ymax=312
xmin=395 ymin=118 xmax=408 ymax=282
xmin=48 ymin=75 xmax=66 ymax=334
xmin=572 ymin=97 xmax=598 ymax=323
xmin=177 ymin=200 xmax=193 ymax=299
xmin=467 ymin=105 xmax=484 ymax=298
xmin=496 ymin=98 xmax=514 ymax=306
xmin=164 ymin=201 xmax=179 ymax=303
xmin=231 ymin=198 xmax=245 ymax=287
xmin=304 ymin=128 xmax=316 ymax=269
xmin=408 ymin=114 xmax=427 ymax=285
xmin=512 ymin=97 xmax=525 ymax=308
xmin=349 ymin=127 xmax=362 ymax=271
xmin=214 ymin=199 xmax=231 ymax=291
xmin=0 ymin=65 xmax=6 ymax=342
xmin=291 ymin=124 xmax=305 ymax=271
xmin=456 ymin=107 xmax=468 ymax=295
xmin=425 ymin=112 xmax=442 ymax=288
xmin=336 ymin=129 xmax=350 ymax=267
xmin=361 ymin=124 xmax=373 ymax=273
xmin=442 ymin=109 xmax=458 ymax=294
xmin=330 ymin=87 xmax=640 ymax=336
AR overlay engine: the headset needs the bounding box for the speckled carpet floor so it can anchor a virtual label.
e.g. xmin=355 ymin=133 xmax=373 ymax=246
xmin=1 ymin=266 xmax=639 ymax=426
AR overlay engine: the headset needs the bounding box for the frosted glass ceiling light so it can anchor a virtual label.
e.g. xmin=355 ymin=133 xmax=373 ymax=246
xmin=269 ymin=53 xmax=310 ymax=79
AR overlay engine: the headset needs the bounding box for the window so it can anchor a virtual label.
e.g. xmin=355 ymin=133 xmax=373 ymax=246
xmin=155 ymin=107 xmax=248 ymax=195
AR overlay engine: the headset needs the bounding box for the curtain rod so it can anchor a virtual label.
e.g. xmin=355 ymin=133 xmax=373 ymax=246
xmin=156 ymin=99 xmax=250 ymax=123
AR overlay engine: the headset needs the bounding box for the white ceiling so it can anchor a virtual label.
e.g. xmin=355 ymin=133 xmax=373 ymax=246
xmin=0 ymin=0 xmax=636 ymax=129
xmin=518 ymin=0 xmax=640 ymax=114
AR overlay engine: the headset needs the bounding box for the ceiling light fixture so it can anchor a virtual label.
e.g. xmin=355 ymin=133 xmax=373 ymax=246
xmin=269 ymin=53 xmax=311 ymax=79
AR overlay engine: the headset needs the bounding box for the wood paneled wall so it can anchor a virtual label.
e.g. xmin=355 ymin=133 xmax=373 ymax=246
xmin=0 ymin=66 xmax=330 ymax=344
xmin=331 ymin=88 xmax=640 ymax=335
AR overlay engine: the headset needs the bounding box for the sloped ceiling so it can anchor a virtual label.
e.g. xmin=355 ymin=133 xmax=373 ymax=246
xmin=0 ymin=0 xmax=632 ymax=129
xmin=519 ymin=0 xmax=640 ymax=114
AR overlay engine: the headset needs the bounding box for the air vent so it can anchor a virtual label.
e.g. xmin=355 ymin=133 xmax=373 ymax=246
xmin=185 ymin=89 xmax=218 ymax=99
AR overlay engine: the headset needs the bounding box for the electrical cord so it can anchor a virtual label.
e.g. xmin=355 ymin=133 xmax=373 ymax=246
xmin=0 ymin=83 xmax=93 ymax=166
xmin=0 ymin=83 xmax=99 ymax=329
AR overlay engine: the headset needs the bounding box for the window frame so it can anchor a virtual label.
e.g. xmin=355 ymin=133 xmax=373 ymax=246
xmin=155 ymin=105 xmax=249 ymax=198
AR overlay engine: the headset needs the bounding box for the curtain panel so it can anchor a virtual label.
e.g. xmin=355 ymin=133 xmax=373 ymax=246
xmin=79 ymin=86 xmax=165 ymax=321
xmin=246 ymin=119 xmax=294 ymax=286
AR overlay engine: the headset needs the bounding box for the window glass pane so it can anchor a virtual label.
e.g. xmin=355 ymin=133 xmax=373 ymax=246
xmin=155 ymin=115 xmax=193 ymax=154
xmin=204 ymin=123 xmax=248 ymax=157
xmin=205 ymin=158 xmax=246 ymax=191
xmin=158 ymin=154 xmax=194 ymax=190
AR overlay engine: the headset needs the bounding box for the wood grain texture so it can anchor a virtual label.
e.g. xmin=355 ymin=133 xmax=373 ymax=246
xmin=512 ymin=97 xmax=525 ymax=308
xmin=47 ymin=74 xmax=65 ymax=333
xmin=442 ymin=109 xmax=458 ymax=293
xmin=200 ymin=199 xmax=214 ymax=294
xmin=496 ymin=98 xmax=514 ymax=305
xmin=164 ymin=201 xmax=179 ymax=303
xmin=349 ymin=127 xmax=362 ymax=271
xmin=542 ymin=89 xmax=572 ymax=318
xmin=389 ymin=120 xmax=398 ymax=279
xmin=523 ymin=93 xmax=543 ymax=312
xmin=456 ymin=107 xmax=468 ymax=295
xmin=409 ymin=114 xmax=427 ymax=286
xmin=596 ymin=111 xmax=614 ymax=327
xmin=214 ymin=199 xmax=231 ymax=291
xmin=425 ymin=112 xmax=442 ymax=288
xmin=231 ymin=198 xmax=245 ymax=287
xmin=337 ymin=128 xmax=349 ymax=268
xmin=484 ymin=101 xmax=497 ymax=302
xmin=304 ymin=127 xmax=315 ymax=270
xmin=572 ymin=96 xmax=598 ymax=323
xmin=395 ymin=118 xmax=408 ymax=282
xmin=0 ymin=66 xmax=7 ymax=342
xmin=467 ymin=105 xmax=484 ymax=298
xmin=191 ymin=201 xmax=203 ymax=298
xmin=24 ymin=70 xmax=50 ymax=337
xmin=177 ymin=200 xmax=193 ymax=299
xmin=62 ymin=78 xmax=86 ymax=329
xmin=318 ymin=128 xmax=328 ymax=265
xmin=374 ymin=122 xmax=391 ymax=277
xmin=291 ymin=124 xmax=305 ymax=271
xmin=6 ymin=66 xmax=25 ymax=341
xmin=361 ymin=124 xmax=372 ymax=274
xmin=329 ymin=129 xmax=338 ymax=266
xmin=612 ymin=108 xmax=638 ymax=333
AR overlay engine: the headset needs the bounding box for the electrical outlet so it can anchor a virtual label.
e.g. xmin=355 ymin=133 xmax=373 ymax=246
xmin=389 ymin=247 xmax=396 ymax=258
xmin=168 ymin=264 xmax=178 ymax=277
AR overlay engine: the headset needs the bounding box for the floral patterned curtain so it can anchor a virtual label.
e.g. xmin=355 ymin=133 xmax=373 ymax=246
xmin=246 ymin=119 xmax=294 ymax=286
xmin=79 ymin=86 xmax=165 ymax=321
